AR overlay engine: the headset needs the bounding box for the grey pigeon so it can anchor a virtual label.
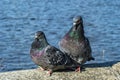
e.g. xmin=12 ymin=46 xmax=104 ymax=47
xmin=59 ymin=16 xmax=94 ymax=72
xmin=30 ymin=31 xmax=76 ymax=76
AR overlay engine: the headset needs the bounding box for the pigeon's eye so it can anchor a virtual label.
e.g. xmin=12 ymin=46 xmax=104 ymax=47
xmin=36 ymin=31 xmax=44 ymax=36
xmin=38 ymin=34 xmax=41 ymax=37
xmin=76 ymin=20 xmax=80 ymax=24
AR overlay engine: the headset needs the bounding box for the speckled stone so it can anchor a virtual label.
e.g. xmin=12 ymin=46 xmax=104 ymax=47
xmin=0 ymin=62 xmax=120 ymax=80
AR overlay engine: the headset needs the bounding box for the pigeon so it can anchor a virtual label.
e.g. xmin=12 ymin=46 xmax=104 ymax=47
xmin=59 ymin=16 xmax=95 ymax=72
xmin=30 ymin=31 xmax=76 ymax=76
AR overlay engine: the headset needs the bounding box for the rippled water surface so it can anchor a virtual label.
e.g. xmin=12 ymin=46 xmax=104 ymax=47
xmin=0 ymin=0 xmax=120 ymax=72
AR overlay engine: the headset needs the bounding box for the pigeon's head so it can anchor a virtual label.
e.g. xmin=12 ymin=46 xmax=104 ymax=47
xmin=69 ymin=16 xmax=84 ymax=39
xmin=73 ymin=16 xmax=83 ymax=26
xmin=35 ymin=31 xmax=45 ymax=40
xmin=72 ymin=16 xmax=83 ymax=31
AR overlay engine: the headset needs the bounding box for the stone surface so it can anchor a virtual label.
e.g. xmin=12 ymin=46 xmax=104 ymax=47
xmin=0 ymin=62 xmax=120 ymax=80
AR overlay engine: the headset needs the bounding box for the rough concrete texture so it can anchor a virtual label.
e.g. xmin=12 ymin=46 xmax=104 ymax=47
xmin=0 ymin=62 xmax=120 ymax=80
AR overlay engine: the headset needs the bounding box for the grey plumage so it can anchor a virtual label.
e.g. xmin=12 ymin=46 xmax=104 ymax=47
xmin=59 ymin=16 xmax=94 ymax=66
xmin=30 ymin=31 xmax=76 ymax=75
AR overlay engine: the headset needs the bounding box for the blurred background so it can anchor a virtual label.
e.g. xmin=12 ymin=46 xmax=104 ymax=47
xmin=0 ymin=0 xmax=120 ymax=72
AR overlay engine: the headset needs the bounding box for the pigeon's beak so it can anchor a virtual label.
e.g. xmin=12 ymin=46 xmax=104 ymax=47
xmin=73 ymin=20 xmax=80 ymax=26
xmin=73 ymin=22 xmax=79 ymax=31
xmin=35 ymin=33 xmax=39 ymax=39
xmin=35 ymin=35 xmax=38 ymax=39
xmin=73 ymin=22 xmax=77 ymax=26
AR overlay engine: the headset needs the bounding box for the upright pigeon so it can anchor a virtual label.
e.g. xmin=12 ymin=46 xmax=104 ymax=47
xmin=30 ymin=31 xmax=76 ymax=76
xmin=59 ymin=16 xmax=94 ymax=72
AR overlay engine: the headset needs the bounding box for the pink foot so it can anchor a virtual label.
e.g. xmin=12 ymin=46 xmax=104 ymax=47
xmin=47 ymin=69 xmax=53 ymax=76
xmin=75 ymin=67 xmax=81 ymax=72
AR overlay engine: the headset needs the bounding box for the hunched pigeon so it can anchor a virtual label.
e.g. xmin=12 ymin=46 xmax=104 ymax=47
xmin=30 ymin=31 xmax=77 ymax=76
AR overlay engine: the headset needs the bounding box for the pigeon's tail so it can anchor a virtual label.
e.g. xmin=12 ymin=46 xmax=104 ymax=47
xmin=69 ymin=57 xmax=81 ymax=68
xmin=63 ymin=53 xmax=80 ymax=68
xmin=87 ymin=57 xmax=95 ymax=61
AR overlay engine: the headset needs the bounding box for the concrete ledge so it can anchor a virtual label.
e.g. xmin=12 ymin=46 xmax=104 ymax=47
xmin=0 ymin=62 xmax=120 ymax=80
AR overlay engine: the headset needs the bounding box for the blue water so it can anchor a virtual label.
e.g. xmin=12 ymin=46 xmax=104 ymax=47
xmin=0 ymin=0 xmax=120 ymax=72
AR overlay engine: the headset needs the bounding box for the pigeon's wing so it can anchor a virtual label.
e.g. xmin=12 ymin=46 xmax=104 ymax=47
xmin=85 ymin=38 xmax=92 ymax=53
xmin=85 ymin=38 xmax=94 ymax=60
xmin=45 ymin=45 xmax=69 ymax=66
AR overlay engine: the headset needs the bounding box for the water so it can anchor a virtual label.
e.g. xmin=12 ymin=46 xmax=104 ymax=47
xmin=0 ymin=0 xmax=120 ymax=72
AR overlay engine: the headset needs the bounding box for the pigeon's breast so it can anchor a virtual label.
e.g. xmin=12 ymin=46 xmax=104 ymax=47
xmin=31 ymin=50 xmax=45 ymax=64
xmin=32 ymin=50 xmax=44 ymax=58
xmin=31 ymin=49 xmax=52 ymax=69
xmin=60 ymin=39 xmax=85 ymax=54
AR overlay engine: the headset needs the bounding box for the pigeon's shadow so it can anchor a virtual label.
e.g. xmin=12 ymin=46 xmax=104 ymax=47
xmin=84 ymin=60 xmax=120 ymax=68
xmin=55 ymin=61 xmax=120 ymax=72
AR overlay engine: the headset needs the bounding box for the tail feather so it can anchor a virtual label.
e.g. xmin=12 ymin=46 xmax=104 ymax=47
xmin=88 ymin=57 xmax=95 ymax=61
